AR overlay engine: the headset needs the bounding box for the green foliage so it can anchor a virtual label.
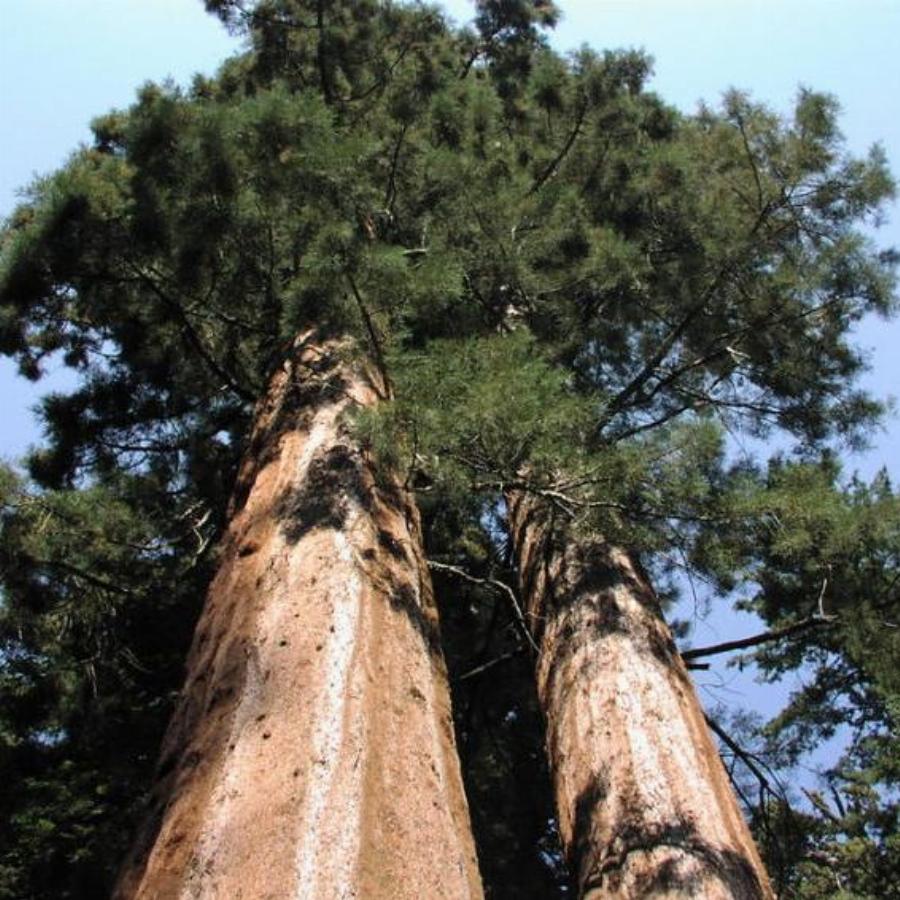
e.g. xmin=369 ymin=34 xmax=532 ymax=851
xmin=693 ymin=465 xmax=900 ymax=898
xmin=358 ymin=331 xmax=593 ymax=489
xmin=0 ymin=465 xmax=219 ymax=897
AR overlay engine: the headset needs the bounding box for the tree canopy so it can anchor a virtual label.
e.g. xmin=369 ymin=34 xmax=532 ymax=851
xmin=1 ymin=2 xmax=897 ymax=897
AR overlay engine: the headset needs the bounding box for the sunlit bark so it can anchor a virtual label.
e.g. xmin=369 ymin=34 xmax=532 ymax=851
xmin=508 ymin=491 xmax=773 ymax=899
xmin=115 ymin=334 xmax=482 ymax=900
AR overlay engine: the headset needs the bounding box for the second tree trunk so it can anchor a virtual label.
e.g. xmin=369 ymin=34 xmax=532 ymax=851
xmin=507 ymin=491 xmax=773 ymax=899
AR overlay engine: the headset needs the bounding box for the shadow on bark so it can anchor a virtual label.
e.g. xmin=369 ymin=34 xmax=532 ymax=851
xmin=531 ymin=531 xmax=683 ymax=693
xmin=274 ymin=444 xmax=371 ymax=543
xmin=389 ymin=581 xmax=443 ymax=657
xmin=572 ymin=779 xmax=768 ymax=898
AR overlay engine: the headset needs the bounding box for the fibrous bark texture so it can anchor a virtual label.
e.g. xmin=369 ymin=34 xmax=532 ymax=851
xmin=115 ymin=334 xmax=482 ymax=900
xmin=507 ymin=492 xmax=773 ymax=900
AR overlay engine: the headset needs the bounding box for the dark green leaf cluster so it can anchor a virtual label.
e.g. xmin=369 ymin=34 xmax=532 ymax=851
xmin=0 ymin=465 xmax=217 ymax=897
xmin=691 ymin=464 xmax=899 ymax=898
xmin=747 ymin=467 xmax=899 ymax=898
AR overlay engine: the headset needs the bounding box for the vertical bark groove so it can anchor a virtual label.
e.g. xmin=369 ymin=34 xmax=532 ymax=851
xmin=507 ymin=491 xmax=774 ymax=900
xmin=115 ymin=333 xmax=482 ymax=900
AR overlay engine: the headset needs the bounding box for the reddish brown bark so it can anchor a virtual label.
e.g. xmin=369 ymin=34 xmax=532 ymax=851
xmin=507 ymin=491 xmax=774 ymax=899
xmin=115 ymin=334 xmax=482 ymax=900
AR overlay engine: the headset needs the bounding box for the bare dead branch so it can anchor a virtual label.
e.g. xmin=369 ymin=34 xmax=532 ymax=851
xmin=427 ymin=559 xmax=539 ymax=654
xmin=455 ymin=648 xmax=524 ymax=682
xmin=681 ymin=613 xmax=837 ymax=662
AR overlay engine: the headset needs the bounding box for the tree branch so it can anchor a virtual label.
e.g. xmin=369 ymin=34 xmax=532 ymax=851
xmin=597 ymin=298 xmax=709 ymax=430
xmin=735 ymin=110 xmax=766 ymax=212
xmin=528 ymin=99 xmax=587 ymax=195
xmin=705 ymin=713 xmax=784 ymax=809
xmin=427 ymin=559 xmax=539 ymax=654
xmin=128 ymin=264 xmax=256 ymax=402
xmin=455 ymin=648 xmax=524 ymax=682
xmin=681 ymin=613 xmax=836 ymax=662
xmin=345 ymin=272 xmax=392 ymax=398
xmin=33 ymin=556 xmax=134 ymax=597
xmin=384 ymin=123 xmax=409 ymax=215
xmin=802 ymin=788 xmax=843 ymax=825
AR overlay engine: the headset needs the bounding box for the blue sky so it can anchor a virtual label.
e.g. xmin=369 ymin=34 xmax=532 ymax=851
xmin=2 ymin=0 xmax=898 ymax=768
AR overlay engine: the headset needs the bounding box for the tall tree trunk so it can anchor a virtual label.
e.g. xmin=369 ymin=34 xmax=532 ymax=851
xmin=507 ymin=491 xmax=773 ymax=899
xmin=115 ymin=334 xmax=482 ymax=900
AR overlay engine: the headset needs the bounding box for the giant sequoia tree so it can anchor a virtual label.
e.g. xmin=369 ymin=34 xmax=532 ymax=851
xmin=1 ymin=2 xmax=898 ymax=898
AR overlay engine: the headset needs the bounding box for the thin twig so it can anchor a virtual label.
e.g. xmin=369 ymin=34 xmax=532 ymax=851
xmin=528 ymin=100 xmax=588 ymax=195
xmin=427 ymin=560 xmax=539 ymax=654
xmin=455 ymin=648 xmax=524 ymax=682
xmin=345 ymin=272 xmax=392 ymax=398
